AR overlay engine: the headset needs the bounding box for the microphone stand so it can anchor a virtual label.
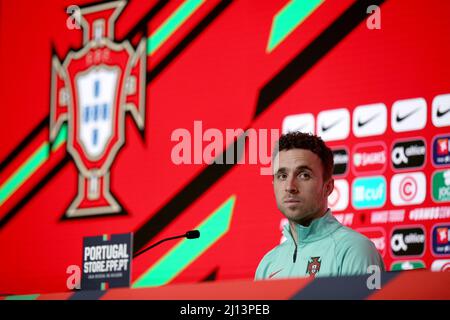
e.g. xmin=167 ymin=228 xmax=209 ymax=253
xmin=133 ymin=231 xmax=199 ymax=258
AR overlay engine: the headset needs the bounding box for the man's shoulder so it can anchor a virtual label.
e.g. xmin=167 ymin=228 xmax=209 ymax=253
xmin=330 ymin=224 xmax=375 ymax=251
xmin=329 ymin=223 xmax=385 ymax=274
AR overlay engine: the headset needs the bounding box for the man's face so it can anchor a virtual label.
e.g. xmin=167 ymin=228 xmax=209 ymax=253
xmin=273 ymin=149 xmax=334 ymax=225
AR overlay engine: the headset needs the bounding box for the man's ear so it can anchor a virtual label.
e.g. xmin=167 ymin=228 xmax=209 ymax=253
xmin=325 ymin=178 xmax=334 ymax=196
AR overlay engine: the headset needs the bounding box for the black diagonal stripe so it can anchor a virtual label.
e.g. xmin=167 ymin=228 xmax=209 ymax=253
xmin=147 ymin=0 xmax=233 ymax=82
xmin=133 ymin=0 xmax=386 ymax=252
xmin=133 ymin=133 xmax=244 ymax=251
xmin=118 ymin=0 xmax=169 ymax=42
xmin=201 ymin=267 xmax=219 ymax=282
xmin=0 ymin=155 xmax=71 ymax=229
xmin=254 ymin=0 xmax=385 ymax=119
xmin=0 ymin=118 xmax=48 ymax=173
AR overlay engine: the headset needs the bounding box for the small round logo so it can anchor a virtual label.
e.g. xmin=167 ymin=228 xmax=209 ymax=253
xmin=328 ymin=187 xmax=340 ymax=207
xmin=440 ymin=262 xmax=450 ymax=271
xmin=399 ymin=176 xmax=417 ymax=202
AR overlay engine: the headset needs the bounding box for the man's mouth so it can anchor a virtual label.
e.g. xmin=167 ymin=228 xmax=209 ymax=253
xmin=284 ymin=199 xmax=300 ymax=203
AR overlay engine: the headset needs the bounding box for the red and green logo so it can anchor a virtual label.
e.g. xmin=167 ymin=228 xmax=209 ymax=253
xmin=432 ymin=170 xmax=450 ymax=203
xmin=306 ymin=257 xmax=321 ymax=278
xmin=49 ymin=2 xmax=146 ymax=218
xmin=390 ymin=260 xmax=425 ymax=271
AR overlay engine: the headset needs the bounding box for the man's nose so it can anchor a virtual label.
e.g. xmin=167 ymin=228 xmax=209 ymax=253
xmin=285 ymin=176 xmax=298 ymax=193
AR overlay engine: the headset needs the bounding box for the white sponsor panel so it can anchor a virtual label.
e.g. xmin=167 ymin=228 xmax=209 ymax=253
xmin=317 ymin=108 xmax=350 ymax=141
xmin=390 ymin=172 xmax=426 ymax=206
xmin=409 ymin=206 xmax=450 ymax=221
xmin=282 ymin=113 xmax=315 ymax=134
xmin=432 ymin=93 xmax=450 ymax=127
xmin=391 ymin=98 xmax=427 ymax=132
xmin=328 ymin=179 xmax=349 ymax=211
xmin=431 ymin=259 xmax=450 ymax=271
xmin=353 ymin=103 xmax=387 ymax=137
xmin=371 ymin=210 xmax=405 ymax=224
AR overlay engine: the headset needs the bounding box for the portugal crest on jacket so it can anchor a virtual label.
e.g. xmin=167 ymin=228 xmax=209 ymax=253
xmin=306 ymin=257 xmax=321 ymax=277
xmin=49 ymin=1 xmax=146 ymax=218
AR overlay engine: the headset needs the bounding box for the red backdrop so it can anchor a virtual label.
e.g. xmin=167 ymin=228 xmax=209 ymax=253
xmin=1 ymin=0 xmax=450 ymax=294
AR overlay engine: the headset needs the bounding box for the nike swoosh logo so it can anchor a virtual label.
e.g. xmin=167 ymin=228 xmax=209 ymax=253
xmin=357 ymin=113 xmax=380 ymax=128
xmin=268 ymin=269 xmax=283 ymax=279
xmin=321 ymin=118 xmax=343 ymax=132
xmin=396 ymin=107 xmax=420 ymax=123
xmin=437 ymin=107 xmax=450 ymax=118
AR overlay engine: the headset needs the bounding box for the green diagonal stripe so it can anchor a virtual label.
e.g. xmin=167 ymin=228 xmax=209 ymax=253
xmin=52 ymin=124 xmax=67 ymax=150
xmin=267 ymin=0 xmax=324 ymax=53
xmin=147 ymin=0 xmax=205 ymax=55
xmin=5 ymin=294 xmax=40 ymax=300
xmin=0 ymin=124 xmax=67 ymax=207
xmin=133 ymin=195 xmax=236 ymax=288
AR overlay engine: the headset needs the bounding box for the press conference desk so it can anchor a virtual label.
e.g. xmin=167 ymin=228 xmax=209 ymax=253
xmin=5 ymin=271 xmax=450 ymax=300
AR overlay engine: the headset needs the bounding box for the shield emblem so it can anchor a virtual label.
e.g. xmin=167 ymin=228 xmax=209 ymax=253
xmin=49 ymin=1 xmax=147 ymax=218
xmin=306 ymin=257 xmax=321 ymax=277
xmin=76 ymin=66 xmax=119 ymax=159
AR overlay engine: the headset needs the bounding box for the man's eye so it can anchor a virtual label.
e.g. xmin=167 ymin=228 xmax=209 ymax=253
xmin=299 ymin=172 xmax=310 ymax=179
xmin=277 ymin=173 xmax=287 ymax=180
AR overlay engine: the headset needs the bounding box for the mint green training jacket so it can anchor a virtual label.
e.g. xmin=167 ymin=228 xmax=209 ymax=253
xmin=255 ymin=210 xmax=385 ymax=280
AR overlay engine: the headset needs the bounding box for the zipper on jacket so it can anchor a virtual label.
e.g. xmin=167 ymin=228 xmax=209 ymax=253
xmin=293 ymin=242 xmax=298 ymax=263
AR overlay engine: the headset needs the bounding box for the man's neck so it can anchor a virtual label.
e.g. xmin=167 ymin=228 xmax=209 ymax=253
xmin=289 ymin=208 xmax=329 ymax=245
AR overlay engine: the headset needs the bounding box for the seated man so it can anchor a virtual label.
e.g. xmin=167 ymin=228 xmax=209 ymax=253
xmin=255 ymin=132 xmax=384 ymax=279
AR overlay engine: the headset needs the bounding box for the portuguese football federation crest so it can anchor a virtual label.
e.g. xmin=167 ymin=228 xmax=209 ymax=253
xmin=306 ymin=257 xmax=321 ymax=277
xmin=49 ymin=1 xmax=146 ymax=218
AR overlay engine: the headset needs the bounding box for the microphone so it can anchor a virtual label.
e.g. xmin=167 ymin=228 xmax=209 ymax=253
xmin=185 ymin=230 xmax=200 ymax=239
xmin=133 ymin=230 xmax=200 ymax=258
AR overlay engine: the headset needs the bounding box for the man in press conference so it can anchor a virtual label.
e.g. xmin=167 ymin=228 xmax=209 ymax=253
xmin=255 ymin=132 xmax=384 ymax=280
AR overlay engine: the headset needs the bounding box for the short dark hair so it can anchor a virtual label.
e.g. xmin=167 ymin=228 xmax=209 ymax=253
xmin=273 ymin=131 xmax=334 ymax=181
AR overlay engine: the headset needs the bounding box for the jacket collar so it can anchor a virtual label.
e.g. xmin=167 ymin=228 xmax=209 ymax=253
xmin=282 ymin=209 xmax=342 ymax=245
